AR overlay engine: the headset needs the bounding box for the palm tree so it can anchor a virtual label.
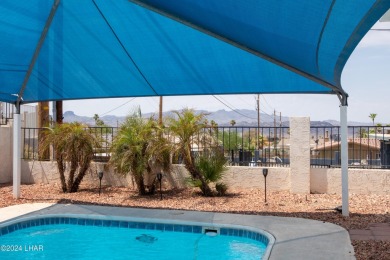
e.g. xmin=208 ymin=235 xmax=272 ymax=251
xmin=230 ymin=120 xmax=236 ymax=126
xmin=358 ymin=128 xmax=368 ymax=138
xmin=368 ymin=114 xmax=379 ymax=151
xmin=376 ymin=123 xmax=383 ymax=134
xmin=93 ymin=114 xmax=104 ymax=126
xmin=218 ymin=130 xmax=242 ymax=151
xmin=250 ymin=134 xmax=269 ymax=150
xmin=39 ymin=122 xmax=101 ymax=193
xmin=369 ymin=113 xmax=377 ymax=126
xmin=92 ymin=113 xmax=111 ymax=135
xmin=167 ymin=108 xmax=213 ymax=196
xmin=109 ymin=109 xmax=171 ymax=195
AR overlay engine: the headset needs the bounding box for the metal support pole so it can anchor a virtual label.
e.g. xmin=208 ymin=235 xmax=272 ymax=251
xmin=16 ymin=0 xmax=61 ymax=105
xmin=53 ymin=101 xmax=57 ymax=123
xmin=340 ymin=95 xmax=349 ymax=216
xmin=12 ymin=1 xmax=60 ymax=199
xmin=13 ymin=105 xmax=21 ymax=198
xmin=257 ymin=94 xmax=260 ymax=149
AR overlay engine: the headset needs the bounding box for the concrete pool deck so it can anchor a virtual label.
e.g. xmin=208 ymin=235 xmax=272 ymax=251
xmin=0 ymin=203 xmax=355 ymax=259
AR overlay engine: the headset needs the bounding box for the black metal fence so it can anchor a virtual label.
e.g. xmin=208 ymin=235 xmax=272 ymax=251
xmin=0 ymin=102 xmax=14 ymax=125
xmin=310 ymin=126 xmax=390 ymax=169
xmin=87 ymin=127 xmax=118 ymax=162
xmin=21 ymin=126 xmax=290 ymax=166
xmin=212 ymin=126 xmax=290 ymax=167
xmin=0 ymin=102 xmax=37 ymax=126
xmin=21 ymin=125 xmax=390 ymax=169
xmin=22 ymin=127 xmax=41 ymax=160
xmin=22 ymin=126 xmax=118 ymax=162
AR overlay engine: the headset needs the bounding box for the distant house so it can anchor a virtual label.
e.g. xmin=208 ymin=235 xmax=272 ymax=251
xmin=368 ymin=133 xmax=390 ymax=141
xmin=312 ymin=138 xmax=380 ymax=164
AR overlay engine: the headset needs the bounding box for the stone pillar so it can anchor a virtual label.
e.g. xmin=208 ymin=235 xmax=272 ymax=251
xmin=290 ymin=117 xmax=310 ymax=193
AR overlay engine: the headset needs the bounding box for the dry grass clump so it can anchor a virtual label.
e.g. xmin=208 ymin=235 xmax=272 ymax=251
xmin=1 ymin=183 xmax=389 ymax=259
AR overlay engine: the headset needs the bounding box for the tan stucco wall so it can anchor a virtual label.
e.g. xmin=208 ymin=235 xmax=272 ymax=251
xmin=0 ymin=125 xmax=13 ymax=183
xmin=21 ymin=161 xmax=135 ymax=188
xmin=160 ymin=165 xmax=290 ymax=191
xmin=20 ymin=162 xmax=290 ymax=191
xmin=311 ymin=168 xmax=390 ymax=195
xmin=20 ymin=161 xmax=390 ymax=195
xmin=222 ymin=166 xmax=290 ymax=191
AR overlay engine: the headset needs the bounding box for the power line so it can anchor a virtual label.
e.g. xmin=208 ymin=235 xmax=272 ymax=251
xmin=235 ymin=95 xmax=254 ymax=107
xmin=252 ymin=95 xmax=274 ymax=118
xmin=260 ymin=95 xmax=275 ymax=112
xmin=259 ymin=108 xmax=273 ymax=117
xmin=100 ymin=98 xmax=136 ymax=116
xmin=217 ymin=95 xmax=242 ymax=111
xmin=212 ymin=95 xmax=256 ymax=120
xmin=216 ymin=94 xmax=276 ymax=118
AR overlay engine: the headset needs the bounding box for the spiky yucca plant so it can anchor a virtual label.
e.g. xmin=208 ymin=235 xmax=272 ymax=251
xmin=190 ymin=148 xmax=228 ymax=196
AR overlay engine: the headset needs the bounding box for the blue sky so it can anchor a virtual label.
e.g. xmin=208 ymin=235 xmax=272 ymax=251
xmin=63 ymin=21 xmax=390 ymax=124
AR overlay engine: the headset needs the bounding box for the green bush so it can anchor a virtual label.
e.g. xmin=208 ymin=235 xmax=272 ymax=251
xmin=188 ymin=148 xmax=228 ymax=196
xmin=215 ymin=182 xmax=228 ymax=196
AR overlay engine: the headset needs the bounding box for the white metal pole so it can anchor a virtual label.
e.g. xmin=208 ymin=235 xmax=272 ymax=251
xmin=340 ymin=105 xmax=349 ymax=216
xmin=13 ymin=112 xmax=21 ymax=199
xmin=12 ymin=0 xmax=60 ymax=199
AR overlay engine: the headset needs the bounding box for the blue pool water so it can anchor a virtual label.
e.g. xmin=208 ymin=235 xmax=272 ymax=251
xmin=0 ymin=217 xmax=268 ymax=259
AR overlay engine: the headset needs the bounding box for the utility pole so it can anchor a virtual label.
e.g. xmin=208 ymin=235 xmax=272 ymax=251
xmin=159 ymin=96 xmax=163 ymax=126
xmin=274 ymin=109 xmax=277 ymax=154
xmin=279 ymin=111 xmax=282 ymax=143
xmin=38 ymin=101 xmax=50 ymax=160
xmin=52 ymin=101 xmax=63 ymax=125
xmin=56 ymin=101 xmax=63 ymax=124
xmin=38 ymin=102 xmax=50 ymax=128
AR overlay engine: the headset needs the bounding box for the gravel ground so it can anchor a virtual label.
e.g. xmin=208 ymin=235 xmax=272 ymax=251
xmin=1 ymin=183 xmax=389 ymax=259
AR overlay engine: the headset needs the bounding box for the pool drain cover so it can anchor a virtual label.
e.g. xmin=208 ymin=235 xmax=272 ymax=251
xmin=136 ymin=234 xmax=158 ymax=244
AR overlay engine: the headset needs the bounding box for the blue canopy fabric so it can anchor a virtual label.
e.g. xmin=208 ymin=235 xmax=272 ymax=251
xmin=0 ymin=0 xmax=389 ymax=104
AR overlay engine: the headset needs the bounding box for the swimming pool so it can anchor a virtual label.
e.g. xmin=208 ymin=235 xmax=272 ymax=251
xmin=0 ymin=216 xmax=273 ymax=259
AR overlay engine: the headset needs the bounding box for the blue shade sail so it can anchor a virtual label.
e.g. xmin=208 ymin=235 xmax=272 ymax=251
xmin=0 ymin=0 xmax=389 ymax=104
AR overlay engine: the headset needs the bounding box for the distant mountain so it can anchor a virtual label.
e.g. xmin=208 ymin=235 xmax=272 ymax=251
xmin=63 ymin=109 xmax=369 ymax=127
xmin=63 ymin=109 xmax=289 ymax=127
xmin=63 ymin=111 xmax=95 ymax=125
xmin=324 ymin=120 xmax=372 ymax=127
xmin=310 ymin=121 xmax=334 ymax=127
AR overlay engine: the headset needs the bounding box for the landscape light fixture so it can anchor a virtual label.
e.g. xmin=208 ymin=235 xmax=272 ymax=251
xmin=98 ymin=171 xmax=104 ymax=196
xmin=262 ymin=168 xmax=268 ymax=203
xmin=157 ymin=173 xmax=163 ymax=200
